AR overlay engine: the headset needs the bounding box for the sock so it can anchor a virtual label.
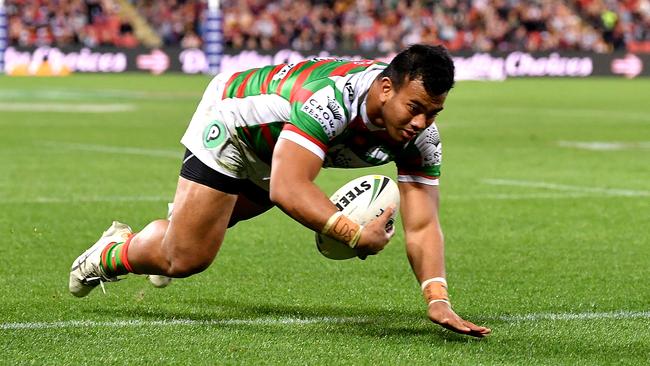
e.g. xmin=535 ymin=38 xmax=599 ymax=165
xmin=100 ymin=234 xmax=135 ymax=276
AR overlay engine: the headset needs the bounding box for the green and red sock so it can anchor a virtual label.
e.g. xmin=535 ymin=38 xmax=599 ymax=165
xmin=100 ymin=234 xmax=135 ymax=276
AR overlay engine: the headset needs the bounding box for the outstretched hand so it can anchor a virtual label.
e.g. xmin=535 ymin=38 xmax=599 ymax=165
xmin=428 ymin=301 xmax=491 ymax=338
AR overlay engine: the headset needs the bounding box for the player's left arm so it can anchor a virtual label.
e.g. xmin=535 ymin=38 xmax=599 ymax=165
xmin=399 ymin=181 xmax=491 ymax=337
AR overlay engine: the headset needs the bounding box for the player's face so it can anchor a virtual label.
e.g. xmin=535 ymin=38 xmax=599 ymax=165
xmin=380 ymin=78 xmax=446 ymax=143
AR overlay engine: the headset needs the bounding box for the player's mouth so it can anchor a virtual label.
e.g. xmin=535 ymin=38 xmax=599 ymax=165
xmin=401 ymin=129 xmax=416 ymax=140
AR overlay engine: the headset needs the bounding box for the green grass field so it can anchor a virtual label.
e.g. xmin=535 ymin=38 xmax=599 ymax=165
xmin=1 ymin=74 xmax=649 ymax=365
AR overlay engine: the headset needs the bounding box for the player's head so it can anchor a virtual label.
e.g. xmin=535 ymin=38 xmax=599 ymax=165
xmin=374 ymin=44 xmax=455 ymax=143
xmin=380 ymin=44 xmax=455 ymax=97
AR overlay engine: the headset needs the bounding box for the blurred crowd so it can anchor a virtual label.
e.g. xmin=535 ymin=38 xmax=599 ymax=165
xmin=5 ymin=0 xmax=650 ymax=53
xmin=6 ymin=0 xmax=139 ymax=48
xmin=222 ymin=0 xmax=650 ymax=53
xmin=134 ymin=0 xmax=204 ymax=47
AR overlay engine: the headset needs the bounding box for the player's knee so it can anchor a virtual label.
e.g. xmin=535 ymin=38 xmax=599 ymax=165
xmin=166 ymin=256 xmax=212 ymax=278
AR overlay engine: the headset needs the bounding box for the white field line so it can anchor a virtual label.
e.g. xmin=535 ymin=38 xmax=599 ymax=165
xmin=3 ymin=311 xmax=649 ymax=330
xmin=499 ymin=310 xmax=650 ymax=322
xmin=558 ymin=141 xmax=650 ymax=151
xmin=0 ymin=103 xmax=136 ymax=113
xmin=3 ymin=179 xmax=643 ymax=205
xmin=1 ymin=193 xmax=596 ymax=205
xmin=445 ymin=192 xmax=597 ymax=200
xmin=0 ymin=195 xmax=170 ymax=204
xmin=494 ymin=107 xmax=650 ymax=122
xmin=0 ymin=317 xmax=369 ymax=330
xmin=0 ymin=89 xmax=201 ymax=101
xmin=43 ymin=142 xmax=182 ymax=159
xmin=484 ymin=179 xmax=650 ymax=197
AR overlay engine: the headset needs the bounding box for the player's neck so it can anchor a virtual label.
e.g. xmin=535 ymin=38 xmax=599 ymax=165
xmin=365 ymin=79 xmax=385 ymax=129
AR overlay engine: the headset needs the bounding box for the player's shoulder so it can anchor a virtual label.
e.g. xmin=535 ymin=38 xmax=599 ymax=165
xmin=294 ymin=58 xmax=386 ymax=110
xmin=287 ymin=58 xmax=386 ymax=142
xmin=399 ymin=123 xmax=443 ymax=163
xmin=414 ymin=123 xmax=442 ymax=147
xmin=300 ymin=58 xmax=386 ymax=83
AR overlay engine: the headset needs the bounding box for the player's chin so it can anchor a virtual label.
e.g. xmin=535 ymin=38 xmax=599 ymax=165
xmin=388 ymin=129 xmax=413 ymax=143
xmin=399 ymin=130 xmax=417 ymax=142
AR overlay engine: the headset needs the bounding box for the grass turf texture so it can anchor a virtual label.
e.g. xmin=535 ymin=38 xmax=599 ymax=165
xmin=1 ymin=74 xmax=649 ymax=365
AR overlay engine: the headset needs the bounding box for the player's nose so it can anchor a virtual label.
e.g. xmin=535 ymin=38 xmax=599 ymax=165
xmin=410 ymin=114 xmax=427 ymax=131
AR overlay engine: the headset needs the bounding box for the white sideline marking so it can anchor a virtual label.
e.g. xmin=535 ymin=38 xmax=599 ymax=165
xmin=0 ymin=317 xmax=369 ymax=330
xmin=0 ymin=195 xmax=170 ymax=204
xmin=499 ymin=310 xmax=650 ymax=322
xmin=558 ymin=141 xmax=650 ymax=151
xmin=43 ymin=142 xmax=182 ymax=159
xmin=484 ymin=179 xmax=650 ymax=197
xmin=0 ymin=103 xmax=136 ymax=113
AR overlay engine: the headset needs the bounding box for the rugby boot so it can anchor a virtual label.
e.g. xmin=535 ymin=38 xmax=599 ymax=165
xmin=69 ymin=221 xmax=133 ymax=297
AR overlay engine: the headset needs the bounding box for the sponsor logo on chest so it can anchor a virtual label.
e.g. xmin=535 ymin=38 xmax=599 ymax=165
xmin=300 ymin=86 xmax=345 ymax=139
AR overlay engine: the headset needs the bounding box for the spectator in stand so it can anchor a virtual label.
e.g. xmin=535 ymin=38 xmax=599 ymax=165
xmin=115 ymin=22 xmax=139 ymax=48
xmin=573 ymin=0 xmax=650 ymax=52
xmin=181 ymin=29 xmax=202 ymax=49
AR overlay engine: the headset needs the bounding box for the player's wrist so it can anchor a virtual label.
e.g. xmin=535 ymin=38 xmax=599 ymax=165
xmin=421 ymin=277 xmax=450 ymax=307
xmin=321 ymin=212 xmax=363 ymax=248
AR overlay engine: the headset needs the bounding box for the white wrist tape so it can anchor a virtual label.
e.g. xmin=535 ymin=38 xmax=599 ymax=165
xmin=321 ymin=211 xmax=343 ymax=234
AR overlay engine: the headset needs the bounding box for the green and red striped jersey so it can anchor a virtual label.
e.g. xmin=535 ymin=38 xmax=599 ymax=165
xmin=215 ymin=58 xmax=442 ymax=185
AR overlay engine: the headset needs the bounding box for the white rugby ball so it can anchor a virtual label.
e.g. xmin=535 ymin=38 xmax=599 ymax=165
xmin=316 ymin=175 xmax=400 ymax=260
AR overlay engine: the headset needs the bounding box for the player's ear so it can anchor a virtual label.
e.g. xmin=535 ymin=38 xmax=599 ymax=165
xmin=379 ymin=77 xmax=393 ymax=104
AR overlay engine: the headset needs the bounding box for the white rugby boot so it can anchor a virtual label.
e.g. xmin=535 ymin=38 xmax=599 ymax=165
xmin=69 ymin=221 xmax=133 ymax=297
xmin=146 ymin=203 xmax=173 ymax=288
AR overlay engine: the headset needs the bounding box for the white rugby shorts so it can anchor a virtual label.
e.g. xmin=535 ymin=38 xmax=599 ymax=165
xmin=180 ymin=73 xmax=273 ymax=191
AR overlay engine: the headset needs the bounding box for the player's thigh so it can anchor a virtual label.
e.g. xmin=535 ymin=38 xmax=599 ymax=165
xmin=163 ymin=176 xmax=238 ymax=263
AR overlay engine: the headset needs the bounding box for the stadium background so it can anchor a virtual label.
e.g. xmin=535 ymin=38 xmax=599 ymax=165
xmin=1 ymin=0 xmax=648 ymax=77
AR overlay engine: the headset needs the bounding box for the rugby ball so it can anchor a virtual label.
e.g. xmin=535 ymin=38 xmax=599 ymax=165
xmin=316 ymin=175 xmax=400 ymax=260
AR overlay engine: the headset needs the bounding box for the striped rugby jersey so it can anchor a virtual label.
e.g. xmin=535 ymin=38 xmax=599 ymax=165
xmin=219 ymin=58 xmax=442 ymax=185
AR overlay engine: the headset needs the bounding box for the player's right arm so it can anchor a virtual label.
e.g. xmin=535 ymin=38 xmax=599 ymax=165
xmin=269 ymin=138 xmax=393 ymax=254
xmin=270 ymin=76 xmax=392 ymax=254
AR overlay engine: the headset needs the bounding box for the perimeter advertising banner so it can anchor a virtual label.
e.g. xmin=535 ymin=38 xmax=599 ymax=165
xmin=2 ymin=46 xmax=647 ymax=79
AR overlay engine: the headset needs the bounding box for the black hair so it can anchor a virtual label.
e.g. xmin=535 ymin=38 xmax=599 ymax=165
xmin=379 ymin=44 xmax=455 ymax=96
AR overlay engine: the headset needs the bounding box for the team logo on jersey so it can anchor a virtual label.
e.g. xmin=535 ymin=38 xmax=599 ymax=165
xmin=365 ymin=146 xmax=391 ymax=164
xmin=419 ymin=127 xmax=442 ymax=167
xmin=301 ymin=86 xmax=345 ymax=139
xmin=203 ymin=120 xmax=227 ymax=148
xmin=423 ymin=125 xmax=441 ymax=146
xmin=344 ymin=81 xmax=354 ymax=102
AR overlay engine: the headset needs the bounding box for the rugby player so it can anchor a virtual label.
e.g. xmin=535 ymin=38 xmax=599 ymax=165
xmin=69 ymin=44 xmax=491 ymax=337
